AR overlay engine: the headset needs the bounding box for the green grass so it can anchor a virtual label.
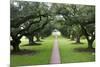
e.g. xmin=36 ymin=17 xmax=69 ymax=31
xmin=58 ymin=36 xmax=95 ymax=63
xmin=10 ymin=36 xmax=54 ymax=67
xmin=11 ymin=35 xmax=95 ymax=67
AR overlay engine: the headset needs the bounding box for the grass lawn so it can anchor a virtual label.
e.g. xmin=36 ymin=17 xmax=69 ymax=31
xmin=10 ymin=35 xmax=95 ymax=67
xmin=10 ymin=36 xmax=54 ymax=67
xmin=58 ymin=36 xmax=95 ymax=64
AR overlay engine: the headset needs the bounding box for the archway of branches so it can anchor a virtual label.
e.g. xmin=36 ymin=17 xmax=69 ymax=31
xmin=10 ymin=1 xmax=95 ymax=52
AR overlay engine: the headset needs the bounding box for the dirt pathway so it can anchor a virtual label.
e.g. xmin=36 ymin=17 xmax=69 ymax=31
xmin=50 ymin=36 xmax=61 ymax=64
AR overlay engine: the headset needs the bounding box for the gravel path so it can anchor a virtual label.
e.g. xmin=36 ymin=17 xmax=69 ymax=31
xmin=50 ymin=36 xmax=61 ymax=64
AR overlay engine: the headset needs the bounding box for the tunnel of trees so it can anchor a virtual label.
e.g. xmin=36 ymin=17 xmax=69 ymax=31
xmin=10 ymin=1 xmax=95 ymax=52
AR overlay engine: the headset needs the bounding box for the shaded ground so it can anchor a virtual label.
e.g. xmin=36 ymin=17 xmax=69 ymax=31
xmin=11 ymin=49 xmax=38 ymax=56
xmin=21 ymin=43 xmax=41 ymax=46
xmin=74 ymin=48 xmax=95 ymax=52
xmin=71 ymin=42 xmax=84 ymax=44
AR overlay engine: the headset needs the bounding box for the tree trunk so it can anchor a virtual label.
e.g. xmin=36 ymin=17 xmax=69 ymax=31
xmin=41 ymin=36 xmax=44 ymax=39
xmin=76 ymin=35 xmax=80 ymax=43
xmin=80 ymin=24 xmax=95 ymax=49
xmin=11 ymin=39 xmax=20 ymax=52
xmin=67 ymin=34 xmax=70 ymax=39
xmin=12 ymin=44 xmax=20 ymax=52
xmin=71 ymin=34 xmax=75 ymax=40
xmin=87 ymin=40 xmax=94 ymax=49
xmin=26 ymin=35 xmax=36 ymax=45
xmin=28 ymin=35 xmax=35 ymax=45
xmin=36 ymin=33 xmax=40 ymax=42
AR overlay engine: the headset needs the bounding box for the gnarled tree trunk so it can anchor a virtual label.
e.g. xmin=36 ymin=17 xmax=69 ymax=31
xmin=87 ymin=39 xmax=94 ymax=49
xmin=75 ymin=35 xmax=80 ymax=43
xmin=11 ymin=38 xmax=21 ymax=52
xmin=27 ymin=35 xmax=36 ymax=45
xmin=80 ymin=25 xmax=95 ymax=49
xmin=36 ymin=33 xmax=40 ymax=42
xmin=71 ymin=34 xmax=75 ymax=40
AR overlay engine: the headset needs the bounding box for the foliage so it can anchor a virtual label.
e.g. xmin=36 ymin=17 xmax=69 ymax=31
xmin=10 ymin=1 xmax=95 ymax=51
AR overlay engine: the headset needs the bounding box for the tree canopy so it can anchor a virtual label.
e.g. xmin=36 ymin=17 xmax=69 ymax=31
xmin=10 ymin=1 xmax=95 ymax=51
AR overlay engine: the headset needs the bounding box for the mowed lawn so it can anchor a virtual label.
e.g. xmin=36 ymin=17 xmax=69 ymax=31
xmin=10 ymin=35 xmax=95 ymax=67
xmin=10 ymin=36 xmax=54 ymax=67
xmin=58 ymin=36 xmax=95 ymax=63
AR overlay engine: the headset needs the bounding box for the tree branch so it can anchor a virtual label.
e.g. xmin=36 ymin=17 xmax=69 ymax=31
xmin=11 ymin=14 xmax=47 ymax=28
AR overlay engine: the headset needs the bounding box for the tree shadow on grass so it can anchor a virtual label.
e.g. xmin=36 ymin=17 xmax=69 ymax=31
xmin=21 ymin=43 xmax=42 ymax=46
xmin=74 ymin=48 xmax=95 ymax=53
xmin=11 ymin=49 xmax=39 ymax=56
xmin=36 ymin=40 xmax=44 ymax=42
xmin=71 ymin=42 xmax=84 ymax=44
